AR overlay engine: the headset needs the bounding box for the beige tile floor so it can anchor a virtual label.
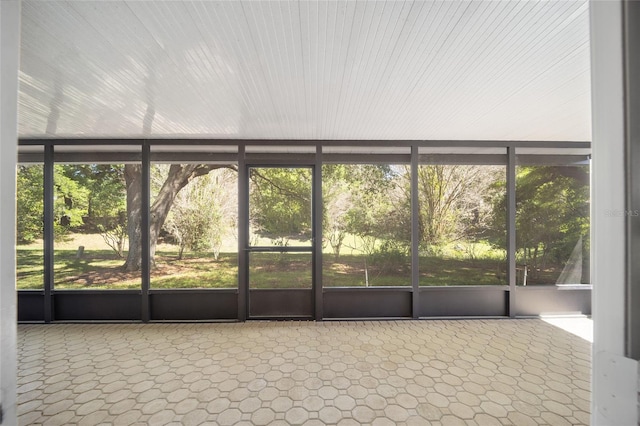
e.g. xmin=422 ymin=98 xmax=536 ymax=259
xmin=17 ymin=319 xmax=591 ymax=426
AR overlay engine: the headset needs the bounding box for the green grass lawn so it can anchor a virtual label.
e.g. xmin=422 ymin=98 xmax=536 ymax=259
xmin=16 ymin=234 xmax=566 ymax=290
xmin=151 ymin=253 xmax=238 ymax=289
xmin=418 ymin=257 xmax=506 ymax=286
xmin=15 ymin=248 xmax=45 ymax=289
xmin=250 ymin=253 xmax=312 ymax=289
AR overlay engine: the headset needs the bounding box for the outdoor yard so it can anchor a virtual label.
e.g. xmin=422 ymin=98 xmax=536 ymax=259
xmin=16 ymin=164 xmax=589 ymax=290
xmin=17 ymin=233 xmax=564 ymax=290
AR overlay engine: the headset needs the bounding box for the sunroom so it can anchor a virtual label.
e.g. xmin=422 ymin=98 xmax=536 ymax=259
xmin=14 ymin=0 xmax=592 ymax=322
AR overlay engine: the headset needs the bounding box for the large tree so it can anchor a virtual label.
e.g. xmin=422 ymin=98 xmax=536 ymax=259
xmin=322 ymin=165 xmax=354 ymax=260
xmin=417 ymin=164 xmax=503 ymax=247
xmin=488 ymin=165 xmax=590 ymax=282
xmin=515 ymin=166 xmax=589 ymax=278
xmin=123 ymin=164 xmax=230 ymax=271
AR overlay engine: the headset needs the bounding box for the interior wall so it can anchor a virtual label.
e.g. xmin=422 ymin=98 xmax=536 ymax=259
xmin=0 ymin=1 xmax=20 ymax=424
xmin=590 ymin=1 xmax=639 ymax=424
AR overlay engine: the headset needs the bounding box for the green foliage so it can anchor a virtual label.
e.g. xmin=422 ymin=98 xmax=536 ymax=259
xmin=417 ymin=165 xmax=458 ymax=245
xmin=161 ymin=167 xmax=237 ymax=260
xmin=323 ymin=164 xmax=411 ymax=282
xmin=53 ymin=165 xmax=90 ymax=238
xmin=342 ymin=165 xmax=410 ymax=244
xmin=417 ymin=165 xmax=504 ymax=251
xmin=77 ymin=165 xmax=126 ymax=227
xmin=489 ymin=165 xmax=590 ymax=282
xmin=370 ymin=240 xmax=410 ymax=274
xmin=169 ymin=204 xmax=214 ymax=254
xmin=54 ymin=165 xmax=127 ymax=255
xmin=322 ymin=165 xmax=353 ymax=259
xmin=516 ymin=166 xmax=589 ymax=277
xmin=16 ymin=158 xmax=590 ymax=289
xmin=16 ymin=165 xmax=44 ymax=244
xmin=249 ymin=168 xmax=312 ymax=244
xmin=16 ymin=164 xmax=127 ymax=250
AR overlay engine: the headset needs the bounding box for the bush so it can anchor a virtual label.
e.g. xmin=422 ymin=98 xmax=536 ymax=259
xmin=371 ymin=241 xmax=409 ymax=274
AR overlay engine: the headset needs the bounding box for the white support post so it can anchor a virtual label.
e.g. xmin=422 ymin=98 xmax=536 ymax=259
xmin=0 ymin=0 xmax=21 ymax=424
xmin=590 ymin=1 xmax=639 ymax=424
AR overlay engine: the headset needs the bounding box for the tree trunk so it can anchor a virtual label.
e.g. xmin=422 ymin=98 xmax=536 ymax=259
xmin=123 ymin=163 xmax=228 ymax=272
xmin=117 ymin=232 xmax=125 ymax=258
xmin=124 ymin=165 xmax=143 ymax=271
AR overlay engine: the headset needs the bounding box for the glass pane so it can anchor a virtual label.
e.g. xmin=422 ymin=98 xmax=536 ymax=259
xmin=418 ymin=165 xmax=507 ymax=286
xmin=16 ymin=164 xmax=44 ymax=289
xmin=150 ymin=165 xmax=238 ymax=289
xmin=516 ymin=164 xmax=590 ymax=285
xmin=53 ymin=164 xmax=141 ymax=289
xmin=249 ymin=252 xmax=312 ymax=289
xmin=322 ymin=164 xmax=411 ymax=287
xmin=249 ymin=167 xmax=312 ymax=246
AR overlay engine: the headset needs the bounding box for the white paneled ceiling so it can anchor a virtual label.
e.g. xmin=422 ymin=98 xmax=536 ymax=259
xmin=18 ymin=0 xmax=591 ymax=141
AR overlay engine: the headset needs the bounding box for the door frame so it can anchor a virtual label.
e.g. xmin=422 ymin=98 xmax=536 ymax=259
xmin=241 ymin=163 xmax=318 ymax=320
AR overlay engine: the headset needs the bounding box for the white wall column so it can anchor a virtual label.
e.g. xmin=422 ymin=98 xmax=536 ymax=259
xmin=590 ymin=1 xmax=639 ymax=424
xmin=0 ymin=0 xmax=20 ymax=424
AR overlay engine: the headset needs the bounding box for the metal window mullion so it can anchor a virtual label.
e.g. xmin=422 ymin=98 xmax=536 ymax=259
xmin=43 ymin=144 xmax=54 ymax=323
xmin=507 ymin=147 xmax=517 ymax=317
xmin=411 ymin=145 xmax=420 ymax=318
xmin=314 ymin=145 xmax=323 ymax=320
xmin=141 ymin=143 xmax=150 ymax=322
xmin=238 ymin=145 xmax=248 ymax=321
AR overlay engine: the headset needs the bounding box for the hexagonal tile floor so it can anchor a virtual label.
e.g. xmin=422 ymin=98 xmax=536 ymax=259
xmin=17 ymin=319 xmax=590 ymax=425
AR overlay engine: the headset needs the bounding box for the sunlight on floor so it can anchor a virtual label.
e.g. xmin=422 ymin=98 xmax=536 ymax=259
xmin=541 ymin=315 xmax=593 ymax=343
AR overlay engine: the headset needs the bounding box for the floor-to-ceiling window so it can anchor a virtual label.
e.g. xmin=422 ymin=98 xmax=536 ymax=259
xmin=52 ymin=161 xmax=141 ymax=290
xmin=322 ymin=147 xmax=412 ymax=288
xmin=515 ymin=153 xmax=590 ymax=286
xmin=149 ymin=163 xmax=238 ymax=289
xmin=15 ymin=141 xmax=592 ymax=321
xmin=417 ymin=148 xmax=507 ymax=287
